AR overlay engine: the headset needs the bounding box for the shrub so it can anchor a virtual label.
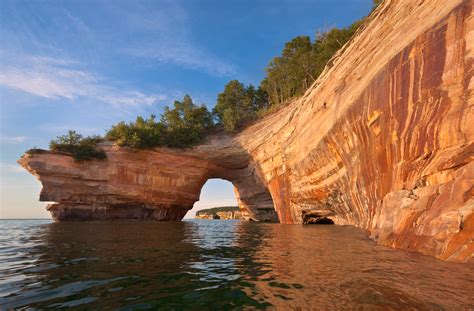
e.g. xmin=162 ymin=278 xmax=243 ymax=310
xmin=49 ymin=131 xmax=106 ymax=161
xmin=260 ymin=20 xmax=362 ymax=107
xmin=106 ymin=95 xmax=213 ymax=149
xmin=162 ymin=95 xmax=214 ymax=147
xmin=40 ymin=4 xmax=376 ymax=153
xmin=106 ymin=115 xmax=167 ymax=149
xmin=214 ymin=80 xmax=268 ymax=132
xmin=25 ymin=147 xmax=48 ymax=155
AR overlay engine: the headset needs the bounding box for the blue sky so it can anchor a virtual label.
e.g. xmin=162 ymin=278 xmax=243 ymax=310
xmin=0 ymin=0 xmax=372 ymax=218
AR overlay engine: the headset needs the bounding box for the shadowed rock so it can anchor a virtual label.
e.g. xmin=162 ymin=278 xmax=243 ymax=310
xmin=302 ymin=210 xmax=335 ymax=224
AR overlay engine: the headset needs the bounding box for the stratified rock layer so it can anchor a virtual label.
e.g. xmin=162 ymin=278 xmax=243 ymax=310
xmin=19 ymin=138 xmax=279 ymax=222
xmin=19 ymin=0 xmax=473 ymax=262
xmin=195 ymin=206 xmax=242 ymax=220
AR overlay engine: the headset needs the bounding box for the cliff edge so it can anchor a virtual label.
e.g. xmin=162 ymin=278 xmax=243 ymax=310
xmin=19 ymin=0 xmax=473 ymax=262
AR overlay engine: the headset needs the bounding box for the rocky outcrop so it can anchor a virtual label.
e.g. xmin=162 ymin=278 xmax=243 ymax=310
xmin=195 ymin=206 xmax=242 ymax=220
xmin=216 ymin=211 xmax=242 ymax=220
xmin=19 ymin=0 xmax=473 ymax=262
xmin=19 ymin=143 xmax=277 ymax=222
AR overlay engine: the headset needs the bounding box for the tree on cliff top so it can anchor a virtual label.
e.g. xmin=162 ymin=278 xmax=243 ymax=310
xmin=49 ymin=130 xmax=106 ymax=160
xmin=261 ymin=36 xmax=315 ymax=105
xmin=106 ymin=95 xmax=213 ymax=149
xmin=262 ymin=0 xmax=381 ymax=107
xmin=214 ymin=80 xmax=268 ymax=132
xmin=260 ymin=20 xmax=362 ymax=107
xmin=41 ymin=4 xmax=376 ymax=155
xmin=106 ymin=115 xmax=167 ymax=149
xmin=161 ymin=95 xmax=213 ymax=147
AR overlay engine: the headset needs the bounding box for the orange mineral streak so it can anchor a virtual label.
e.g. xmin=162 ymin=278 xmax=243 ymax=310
xmin=19 ymin=0 xmax=473 ymax=262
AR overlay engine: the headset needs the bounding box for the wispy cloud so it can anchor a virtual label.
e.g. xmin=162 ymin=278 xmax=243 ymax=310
xmin=1 ymin=0 xmax=236 ymax=78
xmin=0 ymin=53 xmax=166 ymax=106
xmin=36 ymin=124 xmax=99 ymax=135
xmin=0 ymin=135 xmax=27 ymax=144
xmin=113 ymin=1 xmax=237 ymax=77
xmin=126 ymin=43 xmax=236 ymax=77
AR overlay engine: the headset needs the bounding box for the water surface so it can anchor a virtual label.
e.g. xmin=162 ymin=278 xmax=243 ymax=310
xmin=1 ymin=219 xmax=473 ymax=309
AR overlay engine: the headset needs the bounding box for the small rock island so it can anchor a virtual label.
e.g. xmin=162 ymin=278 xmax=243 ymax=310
xmin=195 ymin=206 xmax=242 ymax=220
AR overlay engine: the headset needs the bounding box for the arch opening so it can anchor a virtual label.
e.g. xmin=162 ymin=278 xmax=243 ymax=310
xmin=184 ymin=179 xmax=239 ymax=220
xmin=183 ymin=175 xmax=279 ymax=222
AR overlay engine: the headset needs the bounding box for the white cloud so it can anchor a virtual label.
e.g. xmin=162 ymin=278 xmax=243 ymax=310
xmin=96 ymin=91 xmax=167 ymax=106
xmin=36 ymin=124 xmax=99 ymax=135
xmin=127 ymin=43 xmax=236 ymax=77
xmin=1 ymin=0 xmax=236 ymax=80
xmin=0 ymin=135 xmax=27 ymax=144
xmin=114 ymin=1 xmax=236 ymax=77
xmin=0 ymin=67 xmax=94 ymax=99
xmin=0 ymin=54 xmax=166 ymax=106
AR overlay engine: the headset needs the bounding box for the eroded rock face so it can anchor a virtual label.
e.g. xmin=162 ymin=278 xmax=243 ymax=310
xmin=19 ymin=0 xmax=473 ymax=261
xmin=195 ymin=209 xmax=243 ymax=220
xmin=18 ymin=136 xmax=279 ymax=222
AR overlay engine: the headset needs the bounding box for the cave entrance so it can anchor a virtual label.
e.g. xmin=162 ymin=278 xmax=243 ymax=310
xmin=308 ymin=217 xmax=335 ymax=225
xmin=302 ymin=210 xmax=335 ymax=225
xmin=183 ymin=179 xmax=239 ymax=220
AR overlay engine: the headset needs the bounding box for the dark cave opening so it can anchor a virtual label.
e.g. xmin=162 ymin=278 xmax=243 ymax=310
xmin=302 ymin=211 xmax=335 ymax=225
xmin=310 ymin=217 xmax=334 ymax=224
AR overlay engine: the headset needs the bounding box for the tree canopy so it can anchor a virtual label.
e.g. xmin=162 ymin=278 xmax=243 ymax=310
xmin=106 ymin=95 xmax=213 ymax=149
xmin=213 ymin=80 xmax=268 ymax=132
xmin=260 ymin=20 xmax=362 ymax=107
xmin=48 ymin=131 xmax=106 ymax=160
xmin=40 ymin=3 xmax=380 ymax=158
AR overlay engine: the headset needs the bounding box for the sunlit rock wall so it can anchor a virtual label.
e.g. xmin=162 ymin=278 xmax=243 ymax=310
xmin=235 ymin=0 xmax=473 ymax=261
xmin=18 ymin=137 xmax=278 ymax=222
xmin=19 ymin=0 xmax=473 ymax=261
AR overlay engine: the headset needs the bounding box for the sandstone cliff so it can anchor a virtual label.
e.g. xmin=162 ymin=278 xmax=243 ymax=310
xmin=195 ymin=206 xmax=242 ymax=220
xmin=19 ymin=0 xmax=473 ymax=262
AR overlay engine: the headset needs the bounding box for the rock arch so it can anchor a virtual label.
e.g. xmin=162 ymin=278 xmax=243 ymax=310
xmin=19 ymin=134 xmax=279 ymax=222
xmin=18 ymin=0 xmax=473 ymax=261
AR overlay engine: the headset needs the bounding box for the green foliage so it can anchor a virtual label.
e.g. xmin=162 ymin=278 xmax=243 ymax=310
xmin=36 ymin=5 xmax=374 ymax=155
xmin=25 ymin=148 xmax=47 ymax=155
xmin=214 ymin=80 xmax=269 ymax=132
xmin=106 ymin=115 xmax=166 ymax=149
xmin=161 ymin=95 xmax=213 ymax=147
xmin=196 ymin=206 xmax=239 ymax=216
xmin=261 ymin=20 xmax=362 ymax=107
xmin=49 ymin=130 xmax=106 ymax=161
xmin=168 ymin=16 xmax=365 ymax=135
xmin=261 ymin=36 xmax=315 ymax=105
xmin=313 ymin=21 xmax=362 ymax=74
xmin=106 ymin=95 xmax=213 ymax=148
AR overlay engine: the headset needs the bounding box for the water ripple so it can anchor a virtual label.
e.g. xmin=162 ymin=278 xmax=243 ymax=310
xmin=0 ymin=219 xmax=473 ymax=309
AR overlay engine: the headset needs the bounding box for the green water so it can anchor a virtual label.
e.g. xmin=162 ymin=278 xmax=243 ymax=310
xmin=1 ymin=219 xmax=473 ymax=309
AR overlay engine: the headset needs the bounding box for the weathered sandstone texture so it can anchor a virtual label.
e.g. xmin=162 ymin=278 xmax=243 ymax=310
xmin=195 ymin=211 xmax=242 ymax=220
xmin=19 ymin=0 xmax=473 ymax=262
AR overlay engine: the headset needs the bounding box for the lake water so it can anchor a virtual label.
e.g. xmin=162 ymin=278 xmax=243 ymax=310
xmin=0 ymin=219 xmax=473 ymax=309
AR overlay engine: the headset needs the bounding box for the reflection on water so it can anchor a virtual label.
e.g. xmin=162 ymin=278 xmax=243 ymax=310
xmin=0 ymin=219 xmax=473 ymax=309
